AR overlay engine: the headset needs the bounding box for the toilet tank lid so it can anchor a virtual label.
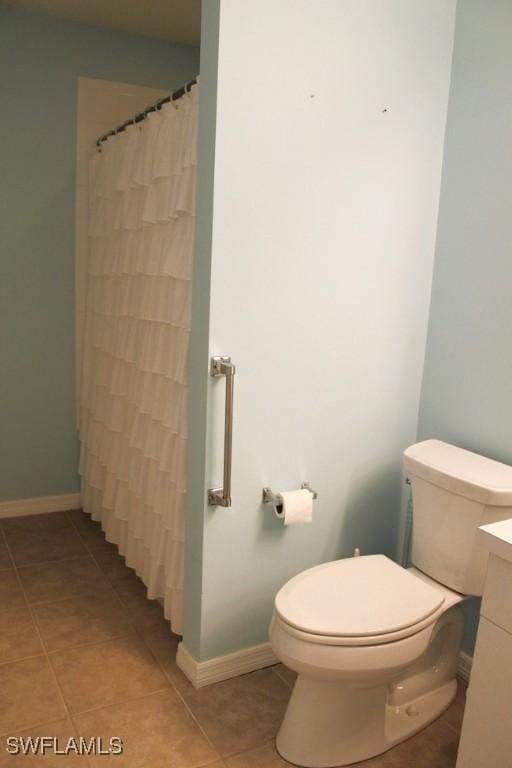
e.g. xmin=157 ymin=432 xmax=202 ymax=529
xmin=404 ymin=440 xmax=512 ymax=506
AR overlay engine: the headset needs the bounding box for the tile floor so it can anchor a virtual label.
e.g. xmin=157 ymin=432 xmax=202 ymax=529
xmin=0 ymin=510 xmax=466 ymax=767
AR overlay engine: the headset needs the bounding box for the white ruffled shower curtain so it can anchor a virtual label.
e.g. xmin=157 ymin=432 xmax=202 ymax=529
xmin=78 ymin=83 xmax=198 ymax=634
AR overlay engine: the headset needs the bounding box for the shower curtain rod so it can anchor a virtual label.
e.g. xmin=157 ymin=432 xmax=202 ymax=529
xmin=95 ymin=76 xmax=198 ymax=147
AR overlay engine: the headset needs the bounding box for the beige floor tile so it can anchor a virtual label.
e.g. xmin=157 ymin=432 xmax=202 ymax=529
xmin=0 ymin=509 xmax=465 ymax=768
xmin=80 ymin=535 xmax=166 ymax=632
xmin=109 ymin=568 xmax=153 ymax=604
xmin=226 ymin=713 xmax=460 ymax=768
xmin=75 ymin=689 xmax=220 ymax=767
xmin=89 ymin=543 xmax=127 ymax=581
xmin=1 ymin=513 xmax=71 ymax=535
xmin=32 ymin=590 xmax=134 ymax=652
xmin=272 ymin=664 xmax=297 ymax=689
xmin=4 ymin=527 xmax=88 ymax=567
xmin=136 ymin=615 xmax=187 ymax=688
xmin=226 ymin=680 xmax=465 ymax=768
xmin=229 ymin=681 xmax=464 ymax=768
xmin=109 ymin=569 xmax=165 ymax=629
xmin=180 ymin=669 xmax=291 ymax=757
xmin=67 ymin=510 xmax=109 ymax=549
xmin=18 ymin=556 xmax=110 ymax=605
xmin=224 ymin=743 xmax=290 ymax=767
xmin=0 ymin=719 xmax=87 ymax=766
xmin=0 ymin=607 xmax=44 ymax=664
xmin=0 ymin=570 xmax=25 ymax=611
xmin=0 ymin=657 xmax=66 ymax=735
xmin=0 ymin=539 xmax=12 ymax=570
xmin=50 ymin=634 xmax=169 ymax=714
xmin=439 ymin=681 xmax=466 ymax=734
xmin=351 ymin=717 xmax=460 ymax=767
xmin=128 ymin=598 xmax=167 ymax=632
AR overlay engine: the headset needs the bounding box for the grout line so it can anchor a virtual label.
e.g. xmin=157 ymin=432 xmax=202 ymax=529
xmin=13 ymin=590 xmax=113 ymax=611
xmin=6 ymin=551 xmax=93 ymax=570
xmin=89 ymin=528 xmax=229 ymax=759
xmin=1 ymin=526 xmax=82 ymax=541
xmin=65 ymin=509 xmax=107 ymax=546
xmin=15 ymin=545 xmax=112 ymax=610
xmin=1 ymin=536 xmax=89 ymax=761
xmin=63 ymin=512 xmax=214 ymax=756
xmin=0 ymin=714 xmax=85 ymax=741
xmin=65 ymin=513 xmax=137 ymax=588
xmin=219 ymin=739 xmax=278 ymax=762
xmin=42 ymin=630 xmax=140 ymax=658
xmin=69 ymin=524 xmax=138 ymax=596
xmin=5 ymin=523 xmax=111 ymax=768
xmin=0 ymin=527 xmax=15 ymax=571
xmin=15 ymin=552 xmax=98 ymax=571
xmin=18 ymin=586 xmax=114 ymax=610
xmin=5 ymin=510 xmax=222 ymax=763
xmin=135 ymin=631 xmax=223 ymax=762
xmin=65 ymin=509 xmax=176 ymax=758
xmin=2 ymin=514 xmax=163 ymax=764
xmin=0 ymin=651 xmax=46 ymax=669
xmin=65 ymin=511 xmax=146 ymax=595
xmin=125 ymin=606 xmax=227 ymax=762
xmin=1 ymin=512 xmax=463 ymax=766
xmin=68 ymin=514 xmax=160 ymax=620
xmin=67 ymin=685 xmax=172 ymax=719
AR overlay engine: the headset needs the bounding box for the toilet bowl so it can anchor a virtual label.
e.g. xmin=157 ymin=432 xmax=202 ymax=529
xmin=270 ymin=555 xmax=464 ymax=767
xmin=269 ymin=440 xmax=512 ymax=767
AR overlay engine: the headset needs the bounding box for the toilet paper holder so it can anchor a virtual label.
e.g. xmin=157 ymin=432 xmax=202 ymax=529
xmin=262 ymin=483 xmax=318 ymax=506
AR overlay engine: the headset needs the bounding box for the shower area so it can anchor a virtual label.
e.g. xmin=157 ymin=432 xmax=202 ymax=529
xmin=76 ymin=79 xmax=199 ymax=635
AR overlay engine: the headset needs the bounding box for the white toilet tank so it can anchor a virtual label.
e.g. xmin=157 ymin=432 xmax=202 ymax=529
xmin=404 ymin=440 xmax=512 ymax=596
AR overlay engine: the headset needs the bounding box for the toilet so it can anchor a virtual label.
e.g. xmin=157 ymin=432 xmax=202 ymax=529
xmin=269 ymin=440 xmax=512 ymax=767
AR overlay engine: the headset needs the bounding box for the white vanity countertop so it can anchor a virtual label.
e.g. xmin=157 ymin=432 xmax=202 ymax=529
xmin=478 ymin=518 xmax=512 ymax=563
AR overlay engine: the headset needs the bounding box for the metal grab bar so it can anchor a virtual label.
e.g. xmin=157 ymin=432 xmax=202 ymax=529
xmin=208 ymin=356 xmax=236 ymax=507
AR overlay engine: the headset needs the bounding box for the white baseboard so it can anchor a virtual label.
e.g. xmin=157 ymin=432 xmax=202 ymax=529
xmin=0 ymin=493 xmax=82 ymax=519
xmin=176 ymin=641 xmax=278 ymax=689
xmin=177 ymin=640 xmax=473 ymax=690
xmin=457 ymin=650 xmax=472 ymax=684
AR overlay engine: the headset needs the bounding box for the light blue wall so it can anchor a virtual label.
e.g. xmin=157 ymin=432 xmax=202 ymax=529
xmin=0 ymin=8 xmax=198 ymax=501
xmin=184 ymin=0 xmax=220 ymax=659
xmin=185 ymin=0 xmax=455 ymax=661
xmin=418 ymin=0 xmax=512 ymax=653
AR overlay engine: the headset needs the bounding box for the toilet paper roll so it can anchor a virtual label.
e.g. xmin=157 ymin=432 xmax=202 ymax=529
xmin=275 ymin=489 xmax=313 ymax=525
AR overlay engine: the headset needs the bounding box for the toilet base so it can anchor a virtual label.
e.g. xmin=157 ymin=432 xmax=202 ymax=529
xmin=276 ymin=675 xmax=457 ymax=767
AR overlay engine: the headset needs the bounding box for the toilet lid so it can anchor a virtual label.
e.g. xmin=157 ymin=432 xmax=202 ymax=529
xmin=275 ymin=555 xmax=445 ymax=638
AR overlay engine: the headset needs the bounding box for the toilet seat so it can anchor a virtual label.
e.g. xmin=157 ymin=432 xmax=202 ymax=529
xmin=275 ymin=555 xmax=446 ymax=647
